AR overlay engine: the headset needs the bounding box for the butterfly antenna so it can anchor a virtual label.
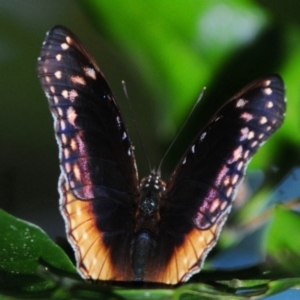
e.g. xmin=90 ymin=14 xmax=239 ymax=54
xmin=122 ymin=81 xmax=152 ymax=171
xmin=157 ymin=87 xmax=206 ymax=173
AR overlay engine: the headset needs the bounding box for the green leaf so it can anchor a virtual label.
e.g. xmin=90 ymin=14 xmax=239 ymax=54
xmin=265 ymin=205 xmax=300 ymax=275
xmin=0 ymin=209 xmax=77 ymax=296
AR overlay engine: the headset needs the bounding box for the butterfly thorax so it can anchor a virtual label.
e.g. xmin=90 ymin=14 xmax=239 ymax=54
xmin=131 ymin=172 xmax=166 ymax=280
xmin=135 ymin=172 xmax=166 ymax=232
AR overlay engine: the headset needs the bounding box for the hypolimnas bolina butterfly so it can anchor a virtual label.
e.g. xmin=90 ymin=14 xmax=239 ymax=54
xmin=37 ymin=25 xmax=286 ymax=284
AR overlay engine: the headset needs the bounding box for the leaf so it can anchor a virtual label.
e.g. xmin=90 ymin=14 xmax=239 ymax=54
xmin=265 ymin=205 xmax=300 ymax=276
xmin=0 ymin=209 xmax=77 ymax=296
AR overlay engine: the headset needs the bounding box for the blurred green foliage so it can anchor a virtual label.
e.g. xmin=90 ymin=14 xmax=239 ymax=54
xmin=78 ymin=0 xmax=299 ymax=177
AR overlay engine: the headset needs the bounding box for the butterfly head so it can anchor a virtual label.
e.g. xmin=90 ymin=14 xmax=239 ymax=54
xmin=139 ymin=172 xmax=166 ymax=215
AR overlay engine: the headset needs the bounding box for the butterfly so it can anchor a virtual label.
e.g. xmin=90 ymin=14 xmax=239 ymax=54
xmin=37 ymin=25 xmax=286 ymax=284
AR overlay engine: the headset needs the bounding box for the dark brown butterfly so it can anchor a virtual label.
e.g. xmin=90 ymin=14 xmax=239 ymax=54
xmin=37 ymin=25 xmax=286 ymax=284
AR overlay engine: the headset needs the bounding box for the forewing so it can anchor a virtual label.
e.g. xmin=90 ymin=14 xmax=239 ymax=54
xmin=37 ymin=25 xmax=138 ymax=199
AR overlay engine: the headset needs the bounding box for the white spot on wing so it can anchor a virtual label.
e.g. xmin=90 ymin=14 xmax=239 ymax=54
xmin=237 ymin=161 xmax=244 ymax=171
xmin=191 ymin=145 xmax=195 ymax=153
xmin=60 ymin=120 xmax=66 ymax=130
xmin=226 ymin=187 xmax=233 ymax=197
xmin=73 ymin=164 xmax=81 ymax=181
xmin=65 ymin=162 xmax=71 ymax=173
xmin=62 ymin=90 xmax=68 ymax=99
xmin=70 ymin=140 xmax=77 ymax=152
xmin=57 ymin=107 xmax=63 ymax=116
xmin=220 ymin=201 xmax=228 ymax=211
xmin=240 ymin=127 xmax=249 ymax=141
xmin=247 ymin=131 xmax=255 ymax=140
xmin=209 ymin=198 xmax=220 ymax=213
xmin=264 ymin=88 xmax=272 ymax=95
xmin=231 ymin=174 xmax=239 ymax=185
xmin=214 ymin=116 xmax=222 ymax=122
xmin=61 ymin=134 xmax=67 ymax=144
xmin=236 ymin=99 xmax=248 ymax=108
xmin=251 ymin=140 xmax=258 ymax=148
xmin=84 ymin=67 xmax=97 ymax=80
xmin=243 ymin=149 xmax=250 ymax=159
xmin=69 ymin=90 xmax=78 ymax=102
xmin=259 ymin=116 xmax=267 ymax=124
xmin=200 ymin=132 xmax=206 ymax=141
xmin=64 ymin=148 xmax=70 ymax=159
xmin=54 ymin=71 xmax=62 ymax=79
xmin=116 ymin=116 xmax=121 ymax=129
xmin=223 ymin=176 xmax=230 ymax=186
xmin=240 ymin=112 xmax=253 ymax=122
xmin=71 ymin=76 xmax=86 ymax=85
xmin=67 ymin=107 xmax=77 ymax=126
xmin=228 ymin=145 xmax=243 ymax=164
xmin=61 ymin=43 xmax=69 ymax=50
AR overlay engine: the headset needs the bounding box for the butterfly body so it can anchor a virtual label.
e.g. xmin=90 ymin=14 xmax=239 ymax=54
xmin=37 ymin=25 xmax=285 ymax=284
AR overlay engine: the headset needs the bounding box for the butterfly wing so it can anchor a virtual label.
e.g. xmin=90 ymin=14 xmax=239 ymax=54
xmin=37 ymin=26 xmax=139 ymax=280
xmin=153 ymin=75 xmax=285 ymax=283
